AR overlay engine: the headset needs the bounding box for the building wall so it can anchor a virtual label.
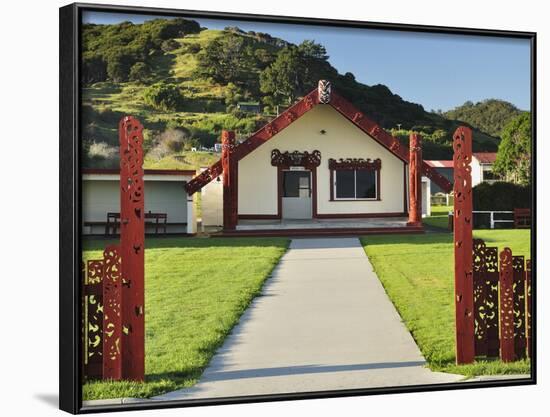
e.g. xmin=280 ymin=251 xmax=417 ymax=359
xmin=471 ymin=158 xmax=483 ymax=187
xmin=201 ymin=176 xmax=223 ymax=226
xmin=238 ymin=105 xmax=406 ymax=216
xmin=82 ymin=179 xmax=189 ymax=234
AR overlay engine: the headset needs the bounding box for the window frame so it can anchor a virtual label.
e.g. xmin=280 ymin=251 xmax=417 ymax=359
xmin=332 ymin=168 xmax=379 ymax=201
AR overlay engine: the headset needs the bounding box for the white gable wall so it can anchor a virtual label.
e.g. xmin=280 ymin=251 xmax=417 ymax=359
xmin=238 ymin=105 xmax=405 ymax=216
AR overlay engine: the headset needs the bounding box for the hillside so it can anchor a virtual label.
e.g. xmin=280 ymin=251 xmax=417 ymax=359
xmin=81 ymin=18 xmax=502 ymax=170
xmin=444 ymin=99 xmax=524 ymax=138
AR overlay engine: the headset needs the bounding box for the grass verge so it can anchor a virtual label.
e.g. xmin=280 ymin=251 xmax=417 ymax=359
xmin=82 ymin=236 xmax=289 ymax=400
xmin=361 ymin=229 xmax=531 ymax=376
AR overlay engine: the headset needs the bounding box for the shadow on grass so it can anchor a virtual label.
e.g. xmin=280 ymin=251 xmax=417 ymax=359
xmin=83 ymin=236 xmax=290 ymax=252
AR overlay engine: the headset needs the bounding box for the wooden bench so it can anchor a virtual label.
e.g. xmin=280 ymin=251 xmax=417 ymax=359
xmin=145 ymin=212 xmax=167 ymax=234
xmin=514 ymin=208 xmax=531 ymax=229
xmin=84 ymin=212 xmax=171 ymax=235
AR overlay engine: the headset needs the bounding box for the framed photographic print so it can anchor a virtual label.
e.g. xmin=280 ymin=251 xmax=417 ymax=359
xmin=59 ymin=2 xmax=536 ymax=413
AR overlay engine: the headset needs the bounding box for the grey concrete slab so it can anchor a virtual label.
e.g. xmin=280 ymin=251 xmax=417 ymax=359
xmin=153 ymin=237 xmax=463 ymax=401
xmin=236 ymin=217 xmax=408 ymax=230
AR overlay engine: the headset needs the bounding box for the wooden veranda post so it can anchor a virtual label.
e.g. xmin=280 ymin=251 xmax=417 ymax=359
xmin=119 ymin=116 xmax=145 ymax=381
xmin=407 ymin=133 xmax=422 ymax=227
xmin=453 ymin=126 xmax=475 ymax=364
xmin=222 ymin=130 xmax=238 ymax=230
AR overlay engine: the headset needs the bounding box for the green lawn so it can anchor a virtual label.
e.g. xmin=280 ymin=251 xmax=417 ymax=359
xmin=361 ymin=229 xmax=532 ymax=376
xmin=83 ymin=236 xmax=289 ymax=400
xmin=423 ymin=205 xmax=452 ymax=230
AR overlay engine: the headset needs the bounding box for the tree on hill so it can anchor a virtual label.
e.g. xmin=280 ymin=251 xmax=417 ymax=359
xmin=259 ymin=41 xmax=336 ymax=106
xmin=444 ymin=99 xmax=523 ymax=137
xmin=493 ymin=112 xmax=531 ymax=184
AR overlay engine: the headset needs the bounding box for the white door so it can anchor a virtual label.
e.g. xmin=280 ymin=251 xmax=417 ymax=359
xmin=282 ymin=170 xmax=312 ymax=219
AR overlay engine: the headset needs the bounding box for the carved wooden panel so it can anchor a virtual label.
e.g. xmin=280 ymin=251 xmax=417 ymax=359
xmin=472 ymin=239 xmax=499 ymax=358
xmin=102 ymin=245 xmax=122 ymax=379
xmin=499 ymin=248 xmax=515 ymax=362
xmin=83 ymin=259 xmax=104 ymax=379
xmin=512 ymin=256 xmax=527 ymax=359
xmin=271 ymin=149 xmax=321 ymax=168
xmin=328 ymin=158 xmax=381 ymax=171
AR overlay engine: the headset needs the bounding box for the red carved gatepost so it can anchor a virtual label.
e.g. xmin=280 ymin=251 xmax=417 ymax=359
xmin=407 ymin=133 xmax=422 ymax=227
xmin=453 ymin=126 xmax=475 ymax=364
xmin=222 ymin=130 xmax=238 ymax=230
xmin=119 ymin=116 xmax=145 ymax=381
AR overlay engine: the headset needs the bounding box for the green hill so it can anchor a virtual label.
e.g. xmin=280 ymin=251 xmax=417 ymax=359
xmin=444 ymin=99 xmax=525 ymax=138
xmin=81 ymin=18 xmax=502 ymax=169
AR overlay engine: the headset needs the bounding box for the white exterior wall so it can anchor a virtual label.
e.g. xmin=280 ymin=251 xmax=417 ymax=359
xmin=201 ymin=176 xmax=223 ymax=226
xmin=421 ymin=177 xmax=431 ymax=217
xmin=238 ymin=105 xmax=405 ymax=216
xmin=82 ymin=178 xmax=189 ymax=234
xmin=471 ymin=157 xmax=483 ymax=187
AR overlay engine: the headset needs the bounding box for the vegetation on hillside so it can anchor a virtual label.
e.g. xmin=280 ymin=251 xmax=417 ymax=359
xmin=81 ymin=18 xmax=504 ymax=169
xmin=443 ymin=99 xmax=524 ymax=138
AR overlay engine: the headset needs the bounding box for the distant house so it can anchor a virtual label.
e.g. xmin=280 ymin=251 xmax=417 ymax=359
xmin=237 ymin=102 xmax=262 ymax=113
xmin=82 ymin=168 xmax=197 ymax=235
xmin=472 ymin=152 xmax=499 ymax=185
xmin=425 ymin=152 xmax=499 ymax=195
xmin=214 ymin=143 xmax=223 ymax=153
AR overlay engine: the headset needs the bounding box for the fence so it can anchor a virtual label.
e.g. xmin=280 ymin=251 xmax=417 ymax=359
xmin=473 ymin=239 xmax=532 ymax=362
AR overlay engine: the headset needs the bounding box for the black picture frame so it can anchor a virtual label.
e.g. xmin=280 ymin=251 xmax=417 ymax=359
xmin=59 ymin=2 xmax=537 ymax=414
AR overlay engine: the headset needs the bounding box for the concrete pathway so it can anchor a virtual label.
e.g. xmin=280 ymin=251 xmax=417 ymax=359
xmin=154 ymin=237 xmax=462 ymax=401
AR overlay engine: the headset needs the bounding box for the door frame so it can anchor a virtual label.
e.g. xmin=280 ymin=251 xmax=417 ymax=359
xmin=277 ymin=166 xmax=318 ymax=219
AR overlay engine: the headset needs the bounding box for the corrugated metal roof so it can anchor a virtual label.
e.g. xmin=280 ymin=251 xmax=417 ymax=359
xmin=473 ymin=152 xmax=497 ymax=164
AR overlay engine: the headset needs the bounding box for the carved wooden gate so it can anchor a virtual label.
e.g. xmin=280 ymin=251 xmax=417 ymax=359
xmin=453 ymin=126 xmax=532 ymax=364
xmin=82 ymin=116 xmax=145 ymax=381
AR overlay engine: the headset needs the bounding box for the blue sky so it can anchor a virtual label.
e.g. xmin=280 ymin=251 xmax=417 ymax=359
xmin=83 ymin=11 xmax=531 ymax=112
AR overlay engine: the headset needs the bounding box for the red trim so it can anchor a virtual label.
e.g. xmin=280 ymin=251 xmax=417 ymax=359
xmin=315 ymin=212 xmax=407 ymax=219
xmin=238 ymin=214 xmax=280 ymax=220
xmin=312 ymin=168 xmax=318 ymax=217
xmin=184 ymin=82 xmax=452 ymax=195
xmin=403 ymin=162 xmax=408 ymax=214
xmin=83 ymin=168 xmax=196 ymax=176
xmin=277 ymin=167 xmax=283 ymax=219
xmin=215 ymin=226 xmax=423 ymax=238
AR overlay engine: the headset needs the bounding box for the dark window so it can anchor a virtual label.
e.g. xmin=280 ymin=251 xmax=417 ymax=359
xmin=356 ymin=170 xmax=377 ymax=199
xmin=335 ymin=170 xmax=355 ymax=198
xmin=283 ymin=171 xmax=310 ymax=197
xmin=334 ymin=169 xmax=377 ymax=200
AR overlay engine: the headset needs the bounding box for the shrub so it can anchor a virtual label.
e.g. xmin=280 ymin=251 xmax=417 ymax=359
xmin=142 ymin=83 xmax=183 ymax=111
xmin=473 ymin=181 xmax=531 ymax=211
xmin=186 ymin=43 xmax=201 ymax=54
xmin=128 ymin=62 xmax=151 ymax=82
xmin=161 ymin=39 xmax=180 ymax=52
